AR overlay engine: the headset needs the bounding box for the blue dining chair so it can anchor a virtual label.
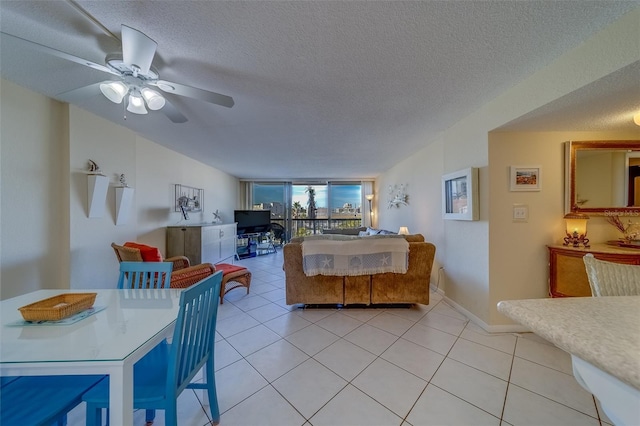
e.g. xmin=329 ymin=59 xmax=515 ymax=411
xmin=83 ymin=270 xmax=223 ymax=426
xmin=1 ymin=375 xmax=105 ymax=426
xmin=117 ymin=261 xmax=173 ymax=289
xmin=117 ymin=260 xmax=174 ymax=424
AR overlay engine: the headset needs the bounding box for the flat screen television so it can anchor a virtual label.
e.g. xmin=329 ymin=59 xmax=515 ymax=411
xmin=234 ymin=210 xmax=271 ymax=234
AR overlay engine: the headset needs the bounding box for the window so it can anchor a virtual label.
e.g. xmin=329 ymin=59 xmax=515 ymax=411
xmin=247 ymin=181 xmax=365 ymax=237
xmin=442 ymin=168 xmax=479 ymax=221
xmin=329 ymin=184 xmax=361 ymax=218
xmin=252 ymin=183 xmax=286 ymax=219
xmin=291 ymin=184 xmax=326 ymax=219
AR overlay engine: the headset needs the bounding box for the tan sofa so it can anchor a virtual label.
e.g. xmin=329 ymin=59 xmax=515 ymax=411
xmin=284 ymin=234 xmax=435 ymax=305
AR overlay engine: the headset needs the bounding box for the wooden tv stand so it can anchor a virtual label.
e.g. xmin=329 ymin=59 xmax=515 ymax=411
xmin=236 ymin=232 xmax=276 ymax=259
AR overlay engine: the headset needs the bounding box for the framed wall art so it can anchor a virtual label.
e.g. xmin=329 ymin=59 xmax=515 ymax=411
xmin=510 ymin=165 xmax=541 ymax=192
xmin=442 ymin=167 xmax=479 ymax=221
xmin=175 ymin=184 xmax=203 ymax=212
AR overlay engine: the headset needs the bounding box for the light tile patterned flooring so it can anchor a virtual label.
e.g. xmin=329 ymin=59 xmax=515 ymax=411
xmin=68 ymin=250 xmax=613 ymax=425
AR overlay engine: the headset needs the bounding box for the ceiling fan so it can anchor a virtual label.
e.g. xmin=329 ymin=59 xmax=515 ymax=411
xmin=0 ymin=25 xmax=234 ymax=123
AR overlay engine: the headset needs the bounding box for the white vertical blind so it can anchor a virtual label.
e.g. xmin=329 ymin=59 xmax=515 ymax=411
xmin=239 ymin=181 xmax=253 ymax=209
xmin=361 ymin=180 xmax=374 ymax=228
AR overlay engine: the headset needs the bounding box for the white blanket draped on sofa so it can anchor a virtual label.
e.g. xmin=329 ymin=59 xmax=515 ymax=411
xmin=301 ymin=236 xmax=409 ymax=276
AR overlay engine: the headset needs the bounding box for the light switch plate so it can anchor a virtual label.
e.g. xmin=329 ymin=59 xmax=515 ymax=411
xmin=513 ymin=204 xmax=529 ymax=222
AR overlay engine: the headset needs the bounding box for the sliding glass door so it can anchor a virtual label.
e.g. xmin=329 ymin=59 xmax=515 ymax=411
xmin=248 ymin=181 xmax=365 ymax=240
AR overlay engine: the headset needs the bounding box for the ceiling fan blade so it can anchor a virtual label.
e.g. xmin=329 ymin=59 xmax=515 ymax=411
xmin=0 ymin=32 xmax=116 ymax=75
xmin=121 ymin=25 xmax=157 ymax=75
xmin=56 ymin=82 xmax=104 ymax=103
xmin=161 ymin=98 xmax=188 ymax=123
xmin=154 ymin=80 xmax=235 ymax=108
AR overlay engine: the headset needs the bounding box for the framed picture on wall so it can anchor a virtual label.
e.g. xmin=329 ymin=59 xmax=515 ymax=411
xmin=175 ymin=184 xmax=203 ymax=212
xmin=510 ymin=165 xmax=541 ymax=191
xmin=442 ymin=167 xmax=479 ymax=221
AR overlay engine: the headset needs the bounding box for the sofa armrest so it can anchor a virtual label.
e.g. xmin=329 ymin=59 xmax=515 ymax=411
xmin=165 ymin=256 xmax=191 ymax=270
xmin=170 ymin=263 xmax=215 ymax=288
xmin=370 ymin=241 xmax=436 ymax=304
xmin=283 ymin=243 xmax=344 ymax=304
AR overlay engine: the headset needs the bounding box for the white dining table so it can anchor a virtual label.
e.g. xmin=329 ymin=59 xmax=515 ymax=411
xmin=0 ymin=288 xmax=183 ymax=425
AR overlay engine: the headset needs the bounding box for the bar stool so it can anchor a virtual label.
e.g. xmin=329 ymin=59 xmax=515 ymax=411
xmin=215 ymin=263 xmax=252 ymax=304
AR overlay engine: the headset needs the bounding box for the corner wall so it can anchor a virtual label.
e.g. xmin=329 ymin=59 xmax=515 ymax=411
xmin=488 ymin=130 xmax=640 ymax=326
xmin=0 ymin=79 xmax=69 ymax=299
xmin=377 ymin=135 xmax=446 ymax=288
xmin=376 ymin=8 xmax=640 ymax=328
xmin=67 ymin=106 xmax=239 ymax=289
xmin=0 ymin=80 xmax=239 ymax=299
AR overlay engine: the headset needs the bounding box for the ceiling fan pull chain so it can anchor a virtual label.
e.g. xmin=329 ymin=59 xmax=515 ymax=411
xmin=123 ymin=97 xmax=127 ymax=121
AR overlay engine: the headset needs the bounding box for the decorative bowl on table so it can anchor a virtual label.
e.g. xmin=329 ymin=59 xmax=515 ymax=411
xmin=18 ymin=293 xmax=97 ymax=322
xmin=614 ymin=239 xmax=640 ymax=249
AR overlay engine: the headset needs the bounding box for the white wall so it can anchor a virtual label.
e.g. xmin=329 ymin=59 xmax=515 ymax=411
xmin=0 ymin=79 xmax=69 ymax=299
xmin=135 ymin=137 xmax=238 ymax=249
xmin=67 ymin=106 xmax=239 ymax=289
xmin=376 ymin=8 xmax=640 ymax=328
xmin=0 ymin=81 xmax=238 ymax=299
xmin=377 ymin=135 xmax=446 ymax=289
xmin=68 ymin=107 xmax=138 ymax=289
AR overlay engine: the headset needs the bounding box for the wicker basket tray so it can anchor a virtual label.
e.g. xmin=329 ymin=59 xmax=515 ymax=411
xmin=18 ymin=293 xmax=97 ymax=322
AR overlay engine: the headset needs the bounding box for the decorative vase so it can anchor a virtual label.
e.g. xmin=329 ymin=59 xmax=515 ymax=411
xmin=623 ymin=222 xmax=640 ymax=242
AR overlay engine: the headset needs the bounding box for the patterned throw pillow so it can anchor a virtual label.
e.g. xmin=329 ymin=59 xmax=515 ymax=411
xmin=124 ymin=242 xmax=163 ymax=262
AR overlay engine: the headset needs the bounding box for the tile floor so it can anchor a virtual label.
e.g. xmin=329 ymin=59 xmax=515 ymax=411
xmin=68 ymin=250 xmax=612 ymax=426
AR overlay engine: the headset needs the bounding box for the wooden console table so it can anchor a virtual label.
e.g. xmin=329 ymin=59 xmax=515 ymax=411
xmin=547 ymin=243 xmax=640 ymax=297
xmin=167 ymin=223 xmax=237 ymax=265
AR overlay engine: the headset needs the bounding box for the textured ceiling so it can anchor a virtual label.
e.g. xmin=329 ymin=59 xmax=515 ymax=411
xmin=1 ymin=1 xmax=638 ymax=179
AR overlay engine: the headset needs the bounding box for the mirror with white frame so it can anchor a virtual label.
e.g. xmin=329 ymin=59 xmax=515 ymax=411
xmin=566 ymin=140 xmax=640 ymax=215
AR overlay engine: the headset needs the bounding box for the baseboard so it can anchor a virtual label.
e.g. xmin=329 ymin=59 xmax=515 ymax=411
xmin=429 ymin=283 xmax=445 ymax=297
xmin=445 ymin=296 xmax=531 ymax=333
xmin=432 ymin=290 xmax=531 ymax=334
xmin=302 ymin=303 xmax=412 ymax=309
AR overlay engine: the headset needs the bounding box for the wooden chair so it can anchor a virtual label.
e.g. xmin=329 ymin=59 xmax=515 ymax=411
xmin=111 ymin=242 xmax=215 ymax=289
xmin=583 ymin=253 xmax=640 ymax=296
xmin=1 ymin=375 xmax=105 ymax=426
xmin=83 ymin=271 xmax=223 ymax=425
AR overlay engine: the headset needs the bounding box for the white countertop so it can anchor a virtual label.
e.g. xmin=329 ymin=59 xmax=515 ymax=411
xmin=497 ymin=296 xmax=640 ymax=390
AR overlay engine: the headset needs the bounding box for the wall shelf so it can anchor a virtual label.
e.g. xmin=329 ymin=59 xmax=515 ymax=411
xmin=115 ymin=187 xmax=134 ymax=225
xmin=87 ymin=174 xmax=109 ymax=218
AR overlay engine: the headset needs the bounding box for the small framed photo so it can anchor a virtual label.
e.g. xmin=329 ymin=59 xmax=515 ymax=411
xmin=510 ymin=166 xmax=541 ymax=192
xmin=442 ymin=167 xmax=479 ymax=221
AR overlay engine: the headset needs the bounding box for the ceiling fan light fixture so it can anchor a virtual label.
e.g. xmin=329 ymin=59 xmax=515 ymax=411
xmin=156 ymin=82 xmax=175 ymax=92
xmin=141 ymin=88 xmax=165 ymax=110
xmin=633 ymin=112 xmax=640 ymax=126
xmin=127 ymin=92 xmax=148 ymax=115
xmin=99 ymin=81 xmax=128 ymax=104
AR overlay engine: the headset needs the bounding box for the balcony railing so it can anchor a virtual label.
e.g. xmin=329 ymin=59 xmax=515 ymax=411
xmin=271 ymin=218 xmax=362 ymax=239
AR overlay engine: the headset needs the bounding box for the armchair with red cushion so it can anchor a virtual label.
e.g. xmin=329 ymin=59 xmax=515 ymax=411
xmin=111 ymin=242 xmax=215 ymax=289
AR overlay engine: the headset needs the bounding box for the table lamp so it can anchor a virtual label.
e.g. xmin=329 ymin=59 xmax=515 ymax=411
xmin=563 ymin=213 xmax=590 ymax=247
